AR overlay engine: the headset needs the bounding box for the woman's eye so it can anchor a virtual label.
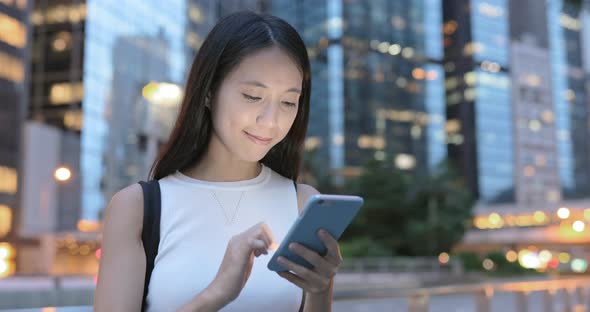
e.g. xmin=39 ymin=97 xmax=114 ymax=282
xmin=282 ymin=101 xmax=297 ymax=107
xmin=242 ymin=93 xmax=261 ymax=101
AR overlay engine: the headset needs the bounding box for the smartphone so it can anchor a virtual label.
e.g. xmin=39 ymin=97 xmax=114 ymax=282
xmin=267 ymin=194 xmax=364 ymax=272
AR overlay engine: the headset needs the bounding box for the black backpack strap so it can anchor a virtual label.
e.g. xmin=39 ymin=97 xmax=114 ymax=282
xmin=138 ymin=180 xmax=161 ymax=312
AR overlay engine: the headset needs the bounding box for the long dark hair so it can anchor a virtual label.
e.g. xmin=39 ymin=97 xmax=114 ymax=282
xmin=149 ymin=11 xmax=311 ymax=182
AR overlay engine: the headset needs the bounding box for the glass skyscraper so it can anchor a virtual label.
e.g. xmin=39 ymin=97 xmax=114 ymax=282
xmin=274 ymin=0 xmax=447 ymax=183
xmin=453 ymin=0 xmax=590 ymax=258
xmin=445 ymin=0 xmax=590 ymax=207
xmin=444 ymin=0 xmax=514 ymax=204
xmin=0 ymin=0 xmax=29 ymax=272
xmin=30 ymin=0 xmax=187 ymax=222
xmin=83 ymin=0 xmax=187 ymax=220
xmin=549 ymin=0 xmax=590 ymax=199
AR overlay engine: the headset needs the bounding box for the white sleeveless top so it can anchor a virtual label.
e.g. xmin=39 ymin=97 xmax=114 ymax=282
xmin=146 ymin=164 xmax=302 ymax=312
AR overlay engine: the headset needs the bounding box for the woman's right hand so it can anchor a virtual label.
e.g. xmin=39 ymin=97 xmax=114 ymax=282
xmin=206 ymin=222 xmax=278 ymax=307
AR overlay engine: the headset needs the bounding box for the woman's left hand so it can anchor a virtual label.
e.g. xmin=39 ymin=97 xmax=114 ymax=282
xmin=275 ymin=229 xmax=342 ymax=294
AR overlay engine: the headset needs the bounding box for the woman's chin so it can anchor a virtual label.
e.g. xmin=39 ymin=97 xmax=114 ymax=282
xmin=240 ymin=150 xmax=270 ymax=163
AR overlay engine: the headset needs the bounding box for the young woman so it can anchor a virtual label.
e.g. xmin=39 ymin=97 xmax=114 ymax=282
xmin=94 ymin=11 xmax=343 ymax=312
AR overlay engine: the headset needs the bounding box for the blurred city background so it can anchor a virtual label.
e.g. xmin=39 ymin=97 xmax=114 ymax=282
xmin=2 ymin=0 xmax=590 ymax=311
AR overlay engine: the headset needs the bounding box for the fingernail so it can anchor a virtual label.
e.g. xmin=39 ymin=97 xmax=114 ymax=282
xmin=289 ymin=243 xmax=297 ymax=251
xmin=278 ymin=257 xmax=286 ymax=263
xmin=319 ymin=229 xmax=327 ymax=236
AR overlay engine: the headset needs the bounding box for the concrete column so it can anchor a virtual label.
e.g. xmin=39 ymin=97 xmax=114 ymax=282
xmin=476 ymin=288 xmax=493 ymax=312
xmin=515 ymin=291 xmax=528 ymax=312
xmin=408 ymin=294 xmax=429 ymax=312
xmin=542 ymin=289 xmax=555 ymax=312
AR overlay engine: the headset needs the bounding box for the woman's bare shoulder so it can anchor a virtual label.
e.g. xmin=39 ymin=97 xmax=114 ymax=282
xmin=103 ymin=183 xmax=144 ymax=239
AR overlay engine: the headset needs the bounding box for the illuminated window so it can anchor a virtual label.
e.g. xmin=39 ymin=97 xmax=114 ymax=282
xmin=388 ymin=44 xmax=401 ymax=56
xmin=0 ymin=167 xmax=17 ymax=194
xmin=396 ymin=77 xmax=407 ymax=88
xmin=391 ymin=16 xmax=406 ymax=30
xmin=185 ymin=32 xmax=201 ymax=50
xmin=52 ymin=31 xmax=72 ymax=52
xmin=377 ymin=42 xmax=390 ymax=53
xmin=426 ymin=70 xmax=438 ymax=80
xmin=0 ymin=205 xmax=11 ymax=237
xmin=33 ymin=4 xmax=87 ymax=25
xmin=445 ymin=119 xmax=461 ymax=134
xmin=447 ymin=91 xmax=462 ymax=105
xmin=332 ymin=134 xmax=344 ymax=145
xmin=381 ymin=109 xmax=416 ymax=122
xmin=478 ymin=71 xmax=510 ymax=89
xmin=541 ymin=110 xmax=554 ymax=123
xmin=304 ymin=137 xmax=322 ymax=150
xmin=560 ymin=14 xmax=581 ymax=31
xmin=564 ymin=89 xmax=575 ymax=101
xmin=31 ymin=10 xmax=43 ymax=25
xmin=0 ymin=13 xmax=26 ymax=48
xmin=535 ymin=155 xmax=546 ymax=167
xmin=443 ymin=20 xmax=458 ymax=35
xmin=412 ymin=68 xmax=425 ymax=80
xmin=374 ymin=151 xmax=386 ymax=161
xmin=448 ymin=134 xmax=464 ymax=145
xmin=188 ymin=4 xmax=204 ymax=23
xmin=480 ymin=61 xmax=500 ymax=73
xmin=49 ymin=82 xmax=84 ymax=105
xmin=357 ymin=135 xmax=384 ymax=149
xmin=445 ymin=77 xmax=459 ymax=90
xmin=0 ymin=52 xmax=24 ymax=82
xmin=411 ymin=125 xmax=422 ymax=139
xmin=401 ymin=47 xmax=414 ymax=58
xmin=64 ymin=110 xmax=83 ymax=131
xmin=528 ymin=120 xmax=541 ymax=132
xmin=478 ymin=2 xmax=504 ymax=18
xmin=395 ymin=154 xmax=416 ymax=170
xmin=0 ymin=0 xmax=24 ymax=8
xmin=524 ymin=166 xmax=536 ymax=177
xmin=463 ymin=42 xmax=483 ymax=56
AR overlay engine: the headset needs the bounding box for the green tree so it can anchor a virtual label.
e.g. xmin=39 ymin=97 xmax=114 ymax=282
xmin=340 ymin=157 xmax=412 ymax=256
xmin=340 ymin=157 xmax=475 ymax=257
xmin=401 ymin=160 xmax=474 ymax=256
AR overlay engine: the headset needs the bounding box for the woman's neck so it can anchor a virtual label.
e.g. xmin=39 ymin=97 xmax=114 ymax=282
xmin=181 ymin=139 xmax=262 ymax=182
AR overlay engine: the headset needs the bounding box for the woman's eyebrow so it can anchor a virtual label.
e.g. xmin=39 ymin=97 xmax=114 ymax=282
xmin=240 ymin=80 xmax=301 ymax=94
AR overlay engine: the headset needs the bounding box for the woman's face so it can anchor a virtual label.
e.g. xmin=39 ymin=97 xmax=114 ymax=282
xmin=209 ymin=46 xmax=303 ymax=162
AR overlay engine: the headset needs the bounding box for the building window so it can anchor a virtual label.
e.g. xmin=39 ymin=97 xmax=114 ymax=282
xmin=64 ymin=110 xmax=83 ymax=131
xmin=0 ymin=205 xmax=11 ymax=237
xmin=304 ymin=137 xmax=322 ymax=151
xmin=49 ymin=82 xmax=84 ymax=105
xmin=0 ymin=13 xmax=26 ymax=48
xmin=188 ymin=4 xmax=204 ymax=23
xmin=0 ymin=167 xmax=17 ymax=194
xmin=31 ymin=3 xmax=87 ymax=25
xmin=395 ymin=154 xmax=416 ymax=170
xmin=51 ymin=31 xmax=72 ymax=52
xmin=0 ymin=0 xmax=25 ymax=9
xmin=0 ymin=52 xmax=24 ymax=82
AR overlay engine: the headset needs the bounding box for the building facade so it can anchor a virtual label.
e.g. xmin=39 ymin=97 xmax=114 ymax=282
xmin=0 ymin=0 xmax=30 ymax=277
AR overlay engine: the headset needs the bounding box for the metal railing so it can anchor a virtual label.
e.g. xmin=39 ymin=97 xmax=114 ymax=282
xmin=336 ymin=275 xmax=590 ymax=312
xmin=339 ymin=257 xmax=463 ymax=274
